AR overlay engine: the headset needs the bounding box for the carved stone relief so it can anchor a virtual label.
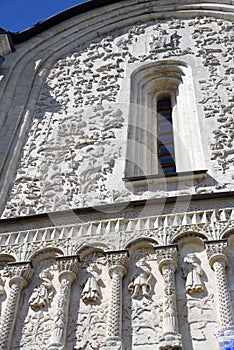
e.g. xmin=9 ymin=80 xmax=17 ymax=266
xmin=181 ymin=254 xmax=204 ymax=295
xmin=128 ymin=257 xmax=153 ymax=299
xmin=29 ymin=268 xmax=55 ymax=310
xmin=67 ymin=252 xmax=108 ymax=350
xmin=123 ymin=248 xmax=163 ymax=349
xmin=2 ymin=17 xmax=233 ymax=218
xmin=178 ymin=243 xmax=219 ymax=350
xmin=11 ymin=259 xmax=57 ymax=349
xmin=190 ymin=17 xmax=234 ymax=175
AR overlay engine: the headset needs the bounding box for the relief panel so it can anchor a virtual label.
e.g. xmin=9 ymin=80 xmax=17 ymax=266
xmin=67 ymin=252 xmax=108 ymax=350
xmin=177 ymin=240 xmax=219 ymax=350
xmin=11 ymin=258 xmax=58 ymax=350
xmin=123 ymin=248 xmax=163 ymax=350
xmin=1 ymin=17 xmax=233 ymax=218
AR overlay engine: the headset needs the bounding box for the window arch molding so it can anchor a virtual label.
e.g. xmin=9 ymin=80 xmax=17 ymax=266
xmin=125 ymin=60 xmax=205 ymax=178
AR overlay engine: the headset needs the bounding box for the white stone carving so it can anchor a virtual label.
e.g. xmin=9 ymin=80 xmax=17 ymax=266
xmin=205 ymin=240 xmax=234 ymax=347
xmin=2 ymin=16 xmax=233 ymax=218
xmin=181 ymin=254 xmax=204 ymax=295
xmin=100 ymin=251 xmax=128 ymax=350
xmin=81 ymin=262 xmax=103 ymax=303
xmin=29 ymin=268 xmax=55 ymax=310
xmin=128 ymin=257 xmax=152 ymax=299
xmin=156 ymin=246 xmax=183 ymax=350
xmin=73 ymin=303 xmax=108 ymax=350
xmin=0 ymin=262 xmax=33 ymax=350
xmin=14 ymin=311 xmax=54 ymax=349
xmin=0 ymin=273 xmax=5 ymax=297
xmin=48 ymin=256 xmax=79 ymax=350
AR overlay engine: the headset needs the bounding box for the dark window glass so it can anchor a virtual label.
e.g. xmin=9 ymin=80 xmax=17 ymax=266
xmin=157 ymin=97 xmax=176 ymax=174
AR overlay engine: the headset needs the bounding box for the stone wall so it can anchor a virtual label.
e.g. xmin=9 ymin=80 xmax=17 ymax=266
xmin=0 ymin=1 xmax=233 ymax=349
xmin=0 ymin=1 xmax=233 ymax=218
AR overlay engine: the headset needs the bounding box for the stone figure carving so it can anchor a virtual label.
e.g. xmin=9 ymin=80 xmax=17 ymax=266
xmin=0 ymin=273 xmax=5 ymax=297
xmin=128 ymin=258 xmax=152 ymax=299
xmin=81 ymin=263 xmax=102 ymax=303
xmin=29 ymin=268 xmax=55 ymax=310
xmin=181 ymin=254 xmax=204 ymax=295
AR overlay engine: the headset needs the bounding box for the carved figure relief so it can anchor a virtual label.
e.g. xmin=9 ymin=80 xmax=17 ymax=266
xmin=0 ymin=273 xmax=5 ymax=297
xmin=29 ymin=268 xmax=55 ymax=310
xmin=181 ymin=254 xmax=204 ymax=295
xmin=128 ymin=257 xmax=152 ymax=299
xmin=81 ymin=263 xmax=103 ymax=303
xmin=1 ymin=17 xmax=233 ymax=218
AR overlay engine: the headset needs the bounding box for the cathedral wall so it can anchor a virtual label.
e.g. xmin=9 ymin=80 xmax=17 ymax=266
xmin=0 ymin=1 xmax=233 ymax=349
xmin=0 ymin=1 xmax=233 ymax=218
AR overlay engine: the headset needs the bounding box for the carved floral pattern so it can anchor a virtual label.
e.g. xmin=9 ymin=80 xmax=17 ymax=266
xmin=2 ymin=17 xmax=233 ymax=218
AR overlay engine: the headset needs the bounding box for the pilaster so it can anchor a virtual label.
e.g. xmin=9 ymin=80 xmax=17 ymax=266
xmin=100 ymin=250 xmax=129 ymax=350
xmin=0 ymin=261 xmax=32 ymax=350
xmin=155 ymin=245 xmax=183 ymax=350
xmin=48 ymin=255 xmax=79 ymax=350
xmin=205 ymin=240 xmax=234 ymax=348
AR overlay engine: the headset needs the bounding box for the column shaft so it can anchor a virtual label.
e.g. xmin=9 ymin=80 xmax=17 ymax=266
xmin=107 ymin=268 xmax=124 ymax=338
xmin=155 ymin=245 xmax=183 ymax=350
xmin=0 ymin=262 xmax=32 ymax=350
xmin=48 ymin=256 xmax=79 ymax=350
xmin=205 ymin=240 xmax=234 ymax=342
xmin=100 ymin=250 xmax=128 ymax=350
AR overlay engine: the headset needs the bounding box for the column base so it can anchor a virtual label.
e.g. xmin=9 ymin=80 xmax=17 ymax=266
xmin=159 ymin=332 xmax=183 ymax=350
xmin=48 ymin=342 xmax=64 ymax=350
xmin=100 ymin=337 xmax=125 ymax=350
xmin=217 ymin=327 xmax=234 ymax=350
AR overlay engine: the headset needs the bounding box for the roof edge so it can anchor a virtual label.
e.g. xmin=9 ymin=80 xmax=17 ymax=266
xmin=8 ymin=0 xmax=125 ymax=44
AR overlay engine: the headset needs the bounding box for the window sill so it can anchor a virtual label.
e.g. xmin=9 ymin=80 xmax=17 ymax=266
xmin=122 ymin=170 xmax=207 ymax=188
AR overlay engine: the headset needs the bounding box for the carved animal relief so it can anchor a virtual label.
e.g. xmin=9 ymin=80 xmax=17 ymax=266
xmin=2 ymin=17 xmax=233 ymax=217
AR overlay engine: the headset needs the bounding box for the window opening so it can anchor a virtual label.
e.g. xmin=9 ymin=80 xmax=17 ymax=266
xmin=157 ymin=96 xmax=176 ymax=174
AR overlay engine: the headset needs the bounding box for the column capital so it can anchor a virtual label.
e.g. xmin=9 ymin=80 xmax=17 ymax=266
xmin=7 ymin=261 xmax=33 ymax=288
xmin=56 ymin=255 xmax=79 ymax=283
xmin=105 ymin=250 xmax=129 ymax=278
xmin=204 ymin=239 xmax=228 ymax=268
xmin=155 ymin=244 xmax=178 ymax=273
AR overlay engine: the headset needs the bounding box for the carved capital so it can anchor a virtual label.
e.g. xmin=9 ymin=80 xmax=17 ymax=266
xmin=8 ymin=261 xmax=33 ymax=288
xmin=204 ymin=240 xmax=228 ymax=268
xmin=105 ymin=250 xmax=129 ymax=278
xmin=56 ymin=255 xmax=79 ymax=283
xmin=100 ymin=337 xmax=124 ymax=350
xmin=155 ymin=245 xmax=178 ymax=273
xmin=159 ymin=332 xmax=183 ymax=350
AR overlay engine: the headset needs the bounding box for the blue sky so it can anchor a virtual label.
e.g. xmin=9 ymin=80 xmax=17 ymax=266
xmin=0 ymin=0 xmax=88 ymax=32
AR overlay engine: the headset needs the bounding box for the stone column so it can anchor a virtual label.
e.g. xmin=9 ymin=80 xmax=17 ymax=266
xmin=155 ymin=245 xmax=183 ymax=350
xmin=205 ymin=240 xmax=234 ymax=347
xmin=0 ymin=261 xmax=32 ymax=350
xmin=100 ymin=250 xmax=128 ymax=350
xmin=48 ymin=255 xmax=79 ymax=350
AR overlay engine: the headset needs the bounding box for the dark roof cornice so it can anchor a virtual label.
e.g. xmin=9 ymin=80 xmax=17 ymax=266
xmin=7 ymin=0 xmax=126 ymax=44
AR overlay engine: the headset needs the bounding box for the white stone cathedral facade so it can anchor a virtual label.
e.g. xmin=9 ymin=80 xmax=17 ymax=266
xmin=0 ymin=0 xmax=233 ymax=349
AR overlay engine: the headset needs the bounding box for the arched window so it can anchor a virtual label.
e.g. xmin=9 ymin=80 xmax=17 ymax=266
xmin=157 ymin=95 xmax=176 ymax=174
xmin=124 ymin=61 xmax=205 ymax=180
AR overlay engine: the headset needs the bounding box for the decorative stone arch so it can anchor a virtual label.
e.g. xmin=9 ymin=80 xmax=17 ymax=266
xmin=221 ymin=227 xmax=234 ymax=240
xmin=125 ymin=60 xmax=205 ymax=177
xmin=29 ymin=247 xmax=64 ymax=265
xmin=76 ymin=242 xmax=112 ymax=257
xmin=124 ymin=237 xmax=159 ymax=255
xmin=0 ymin=253 xmax=16 ymax=263
xmin=171 ymin=230 xmax=209 ymax=244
